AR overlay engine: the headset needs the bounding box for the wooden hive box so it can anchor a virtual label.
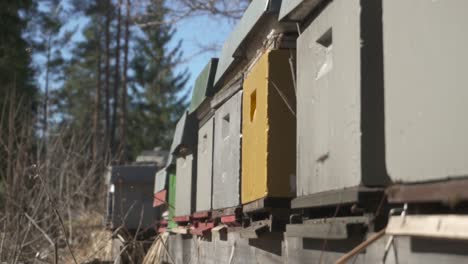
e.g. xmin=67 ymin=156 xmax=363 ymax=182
xmin=241 ymin=49 xmax=296 ymax=206
xmin=171 ymin=111 xmax=198 ymax=219
xmin=108 ymin=165 xmax=158 ymax=231
xmin=212 ymin=89 xmax=243 ymax=210
xmin=189 ymin=59 xmax=218 ymax=214
xmin=279 ymin=0 xmax=468 ymax=208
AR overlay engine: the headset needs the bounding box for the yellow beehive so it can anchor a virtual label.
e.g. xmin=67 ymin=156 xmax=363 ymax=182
xmin=241 ymin=49 xmax=296 ymax=205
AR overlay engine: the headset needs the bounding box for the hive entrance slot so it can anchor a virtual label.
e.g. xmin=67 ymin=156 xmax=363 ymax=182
xmin=250 ymin=90 xmax=257 ymax=122
xmin=222 ymin=113 xmax=230 ymax=139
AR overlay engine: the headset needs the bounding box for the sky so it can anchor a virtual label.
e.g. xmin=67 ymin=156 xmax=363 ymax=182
xmin=169 ymin=15 xmax=235 ymax=98
xmin=33 ymin=1 xmax=239 ymax=105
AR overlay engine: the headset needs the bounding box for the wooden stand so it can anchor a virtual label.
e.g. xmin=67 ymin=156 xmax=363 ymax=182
xmin=191 ymin=211 xmax=215 ymax=236
xmin=212 ymin=206 xmax=242 ymax=227
xmin=241 ymin=197 xmax=292 ymax=238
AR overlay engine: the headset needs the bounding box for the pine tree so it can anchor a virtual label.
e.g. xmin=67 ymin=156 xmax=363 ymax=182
xmin=127 ymin=0 xmax=190 ymax=159
xmin=0 ymin=0 xmax=36 ymax=105
xmin=54 ymin=0 xmax=189 ymax=161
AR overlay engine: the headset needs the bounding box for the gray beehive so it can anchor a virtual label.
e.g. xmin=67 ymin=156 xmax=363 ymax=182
xmin=294 ymin=0 xmax=386 ymax=196
xmin=196 ymin=117 xmax=215 ymax=212
xmin=175 ymin=154 xmax=196 ymax=217
xmin=282 ymin=0 xmax=468 ymax=200
xmin=212 ymin=90 xmax=243 ymax=210
xmin=382 ymin=0 xmax=468 ymax=183
xmin=107 ymin=165 xmax=158 ymax=231
xmin=172 ymin=111 xmax=198 ymax=217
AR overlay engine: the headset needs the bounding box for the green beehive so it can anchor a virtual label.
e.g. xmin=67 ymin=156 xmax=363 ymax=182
xmin=167 ymin=170 xmax=177 ymax=229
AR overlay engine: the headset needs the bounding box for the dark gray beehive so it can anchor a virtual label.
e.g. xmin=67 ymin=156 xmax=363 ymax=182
xmin=172 ymin=111 xmax=198 ymax=217
xmin=280 ymin=0 xmax=468 ymax=201
xmin=106 ymin=165 xmax=158 ymax=231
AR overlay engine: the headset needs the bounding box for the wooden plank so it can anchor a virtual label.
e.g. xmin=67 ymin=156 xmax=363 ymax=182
xmin=171 ymin=227 xmax=188 ymax=234
xmin=386 ymin=179 xmax=468 ymax=204
xmin=173 ymin=215 xmax=190 ymax=223
xmin=243 ymin=197 xmax=291 ymax=213
xmin=192 ymin=211 xmax=210 ymax=219
xmin=286 ymin=216 xmax=371 ymax=239
xmin=386 ymin=215 xmax=468 ymax=240
xmin=291 ymin=186 xmax=383 ymax=209
xmin=286 ymin=222 xmax=347 ymax=239
xmin=239 ymin=220 xmax=270 ymax=239
xmin=303 ymin=216 xmax=370 ymax=226
xmin=210 ymin=77 xmax=243 ymax=109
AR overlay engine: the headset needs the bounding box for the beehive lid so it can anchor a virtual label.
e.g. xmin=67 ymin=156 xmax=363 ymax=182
xmin=169 ymin=111 xmax=198 ymax=156
xmin=214 ymin=0 xmax=282 ymax=88
xmin=189 ymin=58 xmax=219 ymax=113
xmin=279 ymin=0 xmax=323 ymax=22
xmin=110 ymin=165 xmax=158 ymax=184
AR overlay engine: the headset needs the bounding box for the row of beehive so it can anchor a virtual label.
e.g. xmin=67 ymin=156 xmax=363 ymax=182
xmin=153 ymin=0 xmax=468 ymax=224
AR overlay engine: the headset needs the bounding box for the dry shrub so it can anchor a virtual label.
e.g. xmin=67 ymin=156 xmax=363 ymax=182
xmin=0 ymin=93 xmax=108 ymax=263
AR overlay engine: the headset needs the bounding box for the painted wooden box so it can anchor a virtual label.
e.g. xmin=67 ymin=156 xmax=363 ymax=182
xmin=212 ymin=90 xmax=243 ymax=210
xmin=382 ymin=0 xmax=468 ymax=183
xmin=172 ymin=111 xmax=198 ymax=218
xmin=189 ymin=59 xmax=218 ymax=214
xmin=107 ymin=165 xmax=158 ymax=231
xmin=282 ymin=0 xmax=468 ymax=201
xmin=167 ymin=170 xmax=177 ymax=229
xmin=196 ymin=117 xmax=215 ymax=212
xmin=241 ymin=49 xmax=296 ymax=205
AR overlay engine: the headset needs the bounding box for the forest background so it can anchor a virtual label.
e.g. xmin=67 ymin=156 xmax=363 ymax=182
xmin=0 ymin=0 xmax=250 ymax=262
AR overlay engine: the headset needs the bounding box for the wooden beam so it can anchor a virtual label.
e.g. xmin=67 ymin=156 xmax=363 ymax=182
xmin=386 ymin=179 xmax=468 ymax=204
xmin=386 ymin=215 xmax=468 ymax=240
xmin=286 ymin=216 xmax=370 ymax=239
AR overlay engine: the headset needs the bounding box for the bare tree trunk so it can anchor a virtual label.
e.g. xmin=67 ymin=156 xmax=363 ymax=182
xmin=43 ymin=35 xmax=52 ymax=143
xmin=104 ymin=0 xmax=112 ymax=160
xmin=93 ymin=32 xmax=102 ymax=162
xmin=111 ymin=0 xmax=122 ymax=158
xmin=119 ymin=0 xmax=131 ymax=163
xmin=6 ymin=83 xmax=15 ymax=203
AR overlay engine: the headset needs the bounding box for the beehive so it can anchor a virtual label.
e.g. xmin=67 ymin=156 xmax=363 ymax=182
xmin=281 ymin=0 xmax=468 ymax=201
xmin=189 ymin=59 xmax=218 ymax=213
xmin=212 ymin=90 xmax=243 ymax=210
xmin=382 ymin=0 xmax=468 ymax=183
xmin=107 ymin=165 xmax=158 ymax=230
xmin=196 ymin=117 xmax=214 ymax=212
xmin=172 ymin=112 xmax=198 ymax=217
xmin=241 ymin=49 xmax=296 ymax=205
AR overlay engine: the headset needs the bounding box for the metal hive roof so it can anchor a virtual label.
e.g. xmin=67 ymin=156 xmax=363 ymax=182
xmin=214 ymin=0 xmax=282 ymax=89
xmin=189 ymin=58 xmax=219 ymax=113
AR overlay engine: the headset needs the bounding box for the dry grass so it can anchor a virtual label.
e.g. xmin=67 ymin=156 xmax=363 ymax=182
xmin=0 ymin=92 xmax=109 ymax=263
xmin=63 ymin=211 xmax=114 ymax=264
